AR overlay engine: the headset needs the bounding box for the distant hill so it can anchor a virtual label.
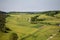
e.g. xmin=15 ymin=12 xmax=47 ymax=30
xmin=0 ymin=10 xmax=60 ymax=14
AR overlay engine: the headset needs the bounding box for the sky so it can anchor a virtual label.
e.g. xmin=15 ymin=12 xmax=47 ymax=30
xmin=0 ymin=0 xmax=60 ymax=12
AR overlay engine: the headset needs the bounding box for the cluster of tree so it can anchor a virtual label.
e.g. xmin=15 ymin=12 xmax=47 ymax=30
xmin=30 ymin=15 xmax=39 ymax=24
xmin=55 ymin=23 xmax=60 ymax=26
xmin=45 ymin=11 xmax=59 ymax=16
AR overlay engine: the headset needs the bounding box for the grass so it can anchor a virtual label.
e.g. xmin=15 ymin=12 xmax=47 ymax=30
xmin=0 ymin=13 xmax=60 ymax=40
xmin=24 ymin=25 xmax=60 ymax=40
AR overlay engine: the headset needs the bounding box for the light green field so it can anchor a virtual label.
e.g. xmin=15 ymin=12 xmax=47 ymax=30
xmin=0 ymin=13 xmax=60 ymax=40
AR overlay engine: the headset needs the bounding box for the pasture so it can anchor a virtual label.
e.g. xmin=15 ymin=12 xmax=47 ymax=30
xmin=0 ymin=11 xmax=60 ymax=40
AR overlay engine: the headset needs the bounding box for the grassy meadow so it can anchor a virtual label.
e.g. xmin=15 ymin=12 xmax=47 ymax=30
xmin=0 ymin=11 xmax=60 ymax=40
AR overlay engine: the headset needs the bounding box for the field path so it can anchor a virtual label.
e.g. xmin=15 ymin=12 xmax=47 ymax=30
xmin=47 ymin=33 xmax=57 ymax=40
xmin=20 ymin=26 xmax=45 ymax=40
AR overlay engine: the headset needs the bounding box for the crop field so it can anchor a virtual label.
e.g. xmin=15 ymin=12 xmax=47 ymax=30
xmin=0 ymin=11 xmax=60 ymax=40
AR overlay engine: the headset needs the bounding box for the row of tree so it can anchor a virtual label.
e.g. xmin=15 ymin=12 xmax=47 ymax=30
xmin=0 ymin=11 xmax=18 ymax=40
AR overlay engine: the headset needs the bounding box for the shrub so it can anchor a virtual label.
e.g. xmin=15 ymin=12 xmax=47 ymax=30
xmin=36 ymin=19 xmax=45 ymax=21
xmin=10 ymin=33 xmax=18 ymax=40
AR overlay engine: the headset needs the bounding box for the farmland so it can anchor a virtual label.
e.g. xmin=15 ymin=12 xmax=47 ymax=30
xmin=0 ymin=11 xmax=60 ymax=40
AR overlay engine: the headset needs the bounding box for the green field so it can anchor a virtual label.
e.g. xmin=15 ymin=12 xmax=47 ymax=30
xmin=0 ymin=11 xmax=60 ymax=40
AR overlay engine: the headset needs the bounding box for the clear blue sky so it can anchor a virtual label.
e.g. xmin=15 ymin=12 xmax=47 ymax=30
xmin=0 ymin=0 xmax=60 ymax=12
